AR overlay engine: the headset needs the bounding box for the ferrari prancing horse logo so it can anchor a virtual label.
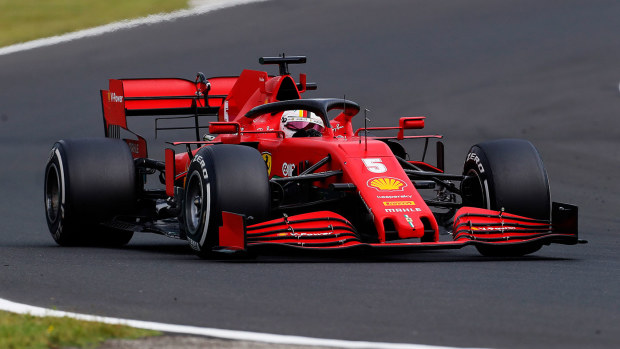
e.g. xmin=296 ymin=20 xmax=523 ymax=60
xmin=261 ymin=152 xmax=272 ymax=176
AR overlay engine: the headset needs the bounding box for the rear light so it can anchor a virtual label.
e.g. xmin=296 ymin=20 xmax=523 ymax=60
xmin=165 ymin=148 xmax=175 ymax=197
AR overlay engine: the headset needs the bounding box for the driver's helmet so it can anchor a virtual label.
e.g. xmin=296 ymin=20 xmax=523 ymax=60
xmin=280 ymin=110 xmax=325 ymax=137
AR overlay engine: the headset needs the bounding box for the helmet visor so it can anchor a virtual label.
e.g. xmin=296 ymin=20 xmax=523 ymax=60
xmin=285 ymin=121 xmax=324 ymax=132
xmin=284 ymin=116 xmax=324 ymax=132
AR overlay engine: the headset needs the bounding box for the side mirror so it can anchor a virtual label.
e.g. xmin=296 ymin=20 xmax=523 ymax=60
xmin=399 ymin=116 xmax=425 ymax=130
xmin=397 ymin=116 xmax=425 ymax=140
xmin=209 ymin=122 xmax=240 ymax=134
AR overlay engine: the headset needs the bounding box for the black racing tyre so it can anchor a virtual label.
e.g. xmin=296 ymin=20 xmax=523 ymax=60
xmin=44 ymin=138 xmax=136 ymax=246
xmin=461 ymin=139 xmax=550 ymax=256
xmin=183 ymin=145 xmax=270 ymax=258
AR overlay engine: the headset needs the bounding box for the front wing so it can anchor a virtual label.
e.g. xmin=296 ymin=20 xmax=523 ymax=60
xmin=214 ymin=202 xmax=581 ymax=255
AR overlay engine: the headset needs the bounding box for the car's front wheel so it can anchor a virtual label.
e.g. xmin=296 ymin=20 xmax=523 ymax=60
xmin=461 ymin=139 xmax=550 ymax=256
xmin=183 ymin=144 xmax=270 ymax=258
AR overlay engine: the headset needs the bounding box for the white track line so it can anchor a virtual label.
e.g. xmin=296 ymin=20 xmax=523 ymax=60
xmin=0 ymin=298 xmax=483 ymax=349
xmin=0 ymin=0 xmax=267 ymax=56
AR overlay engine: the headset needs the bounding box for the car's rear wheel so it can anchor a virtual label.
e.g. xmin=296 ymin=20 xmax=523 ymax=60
xmin=44 ymin=138 xmax=136 ymax=246
xmin=183 ymin=145 xmax=270 ymax=258
xmin=461 ymin=139 xmax=550 ymax=256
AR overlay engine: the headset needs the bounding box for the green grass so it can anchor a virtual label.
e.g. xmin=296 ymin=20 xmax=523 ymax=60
xmin=0 ymin=310 xmax=160 ymax=349
xmin=0 ymin=0 xmax=190 ymax=47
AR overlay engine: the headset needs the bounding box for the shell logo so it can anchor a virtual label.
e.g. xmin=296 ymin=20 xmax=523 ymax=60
xmin=367 ymin=177 xmax=407 ymax=192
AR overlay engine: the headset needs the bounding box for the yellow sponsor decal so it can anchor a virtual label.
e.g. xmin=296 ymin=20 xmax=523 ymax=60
xmin=261 ymin=152 xmax=272 ymax=176
xmin=383 ymin=201 xmax=415 ymax=206
xmin=367 ymin=177 xmax=407 ymax=192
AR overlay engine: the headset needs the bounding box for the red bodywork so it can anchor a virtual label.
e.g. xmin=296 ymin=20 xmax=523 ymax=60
xmin=100 ymin=57 xmax=579 ymax=254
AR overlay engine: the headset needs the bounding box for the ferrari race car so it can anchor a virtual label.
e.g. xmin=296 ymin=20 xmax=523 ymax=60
xmin=44 ymin=55 xmax=582 ymax=258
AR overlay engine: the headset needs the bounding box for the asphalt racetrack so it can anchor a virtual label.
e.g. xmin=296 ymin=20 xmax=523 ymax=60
xmin=1 ymin=1 xmax=619 ymax=348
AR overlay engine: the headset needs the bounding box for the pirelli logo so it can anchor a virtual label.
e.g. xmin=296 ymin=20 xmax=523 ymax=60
xmin=383 ymin=201 xmax=415 ymax=206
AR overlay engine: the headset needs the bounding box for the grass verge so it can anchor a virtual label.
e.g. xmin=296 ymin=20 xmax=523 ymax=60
xmin=0 ymin=310 xmax=160 ymax=349
xmin=0 ymin=0 xmax=190 ymax=47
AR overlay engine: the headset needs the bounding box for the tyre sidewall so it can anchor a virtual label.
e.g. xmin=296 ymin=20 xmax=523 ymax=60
xmin=45 ymin=143 xmax=74 ymax=244
xmin=184 ymin=152 xmax=217 ymax=253
xmin=463 ymin=145 xmax=493 ymax=211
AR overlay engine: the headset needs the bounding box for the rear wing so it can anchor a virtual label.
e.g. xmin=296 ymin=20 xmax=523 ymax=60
xmin=100 ymin=76 xmax=237 ymax=144
xmin=100 ymin=59 xmax=317 ymax=158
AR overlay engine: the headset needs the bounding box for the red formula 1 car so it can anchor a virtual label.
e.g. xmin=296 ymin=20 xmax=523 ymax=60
xmin=44 ymin=55 xmax=582 ymax=258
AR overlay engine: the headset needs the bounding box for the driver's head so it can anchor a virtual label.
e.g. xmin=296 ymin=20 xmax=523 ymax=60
xmin=280 ymin=110 xmax=324 ymax=137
